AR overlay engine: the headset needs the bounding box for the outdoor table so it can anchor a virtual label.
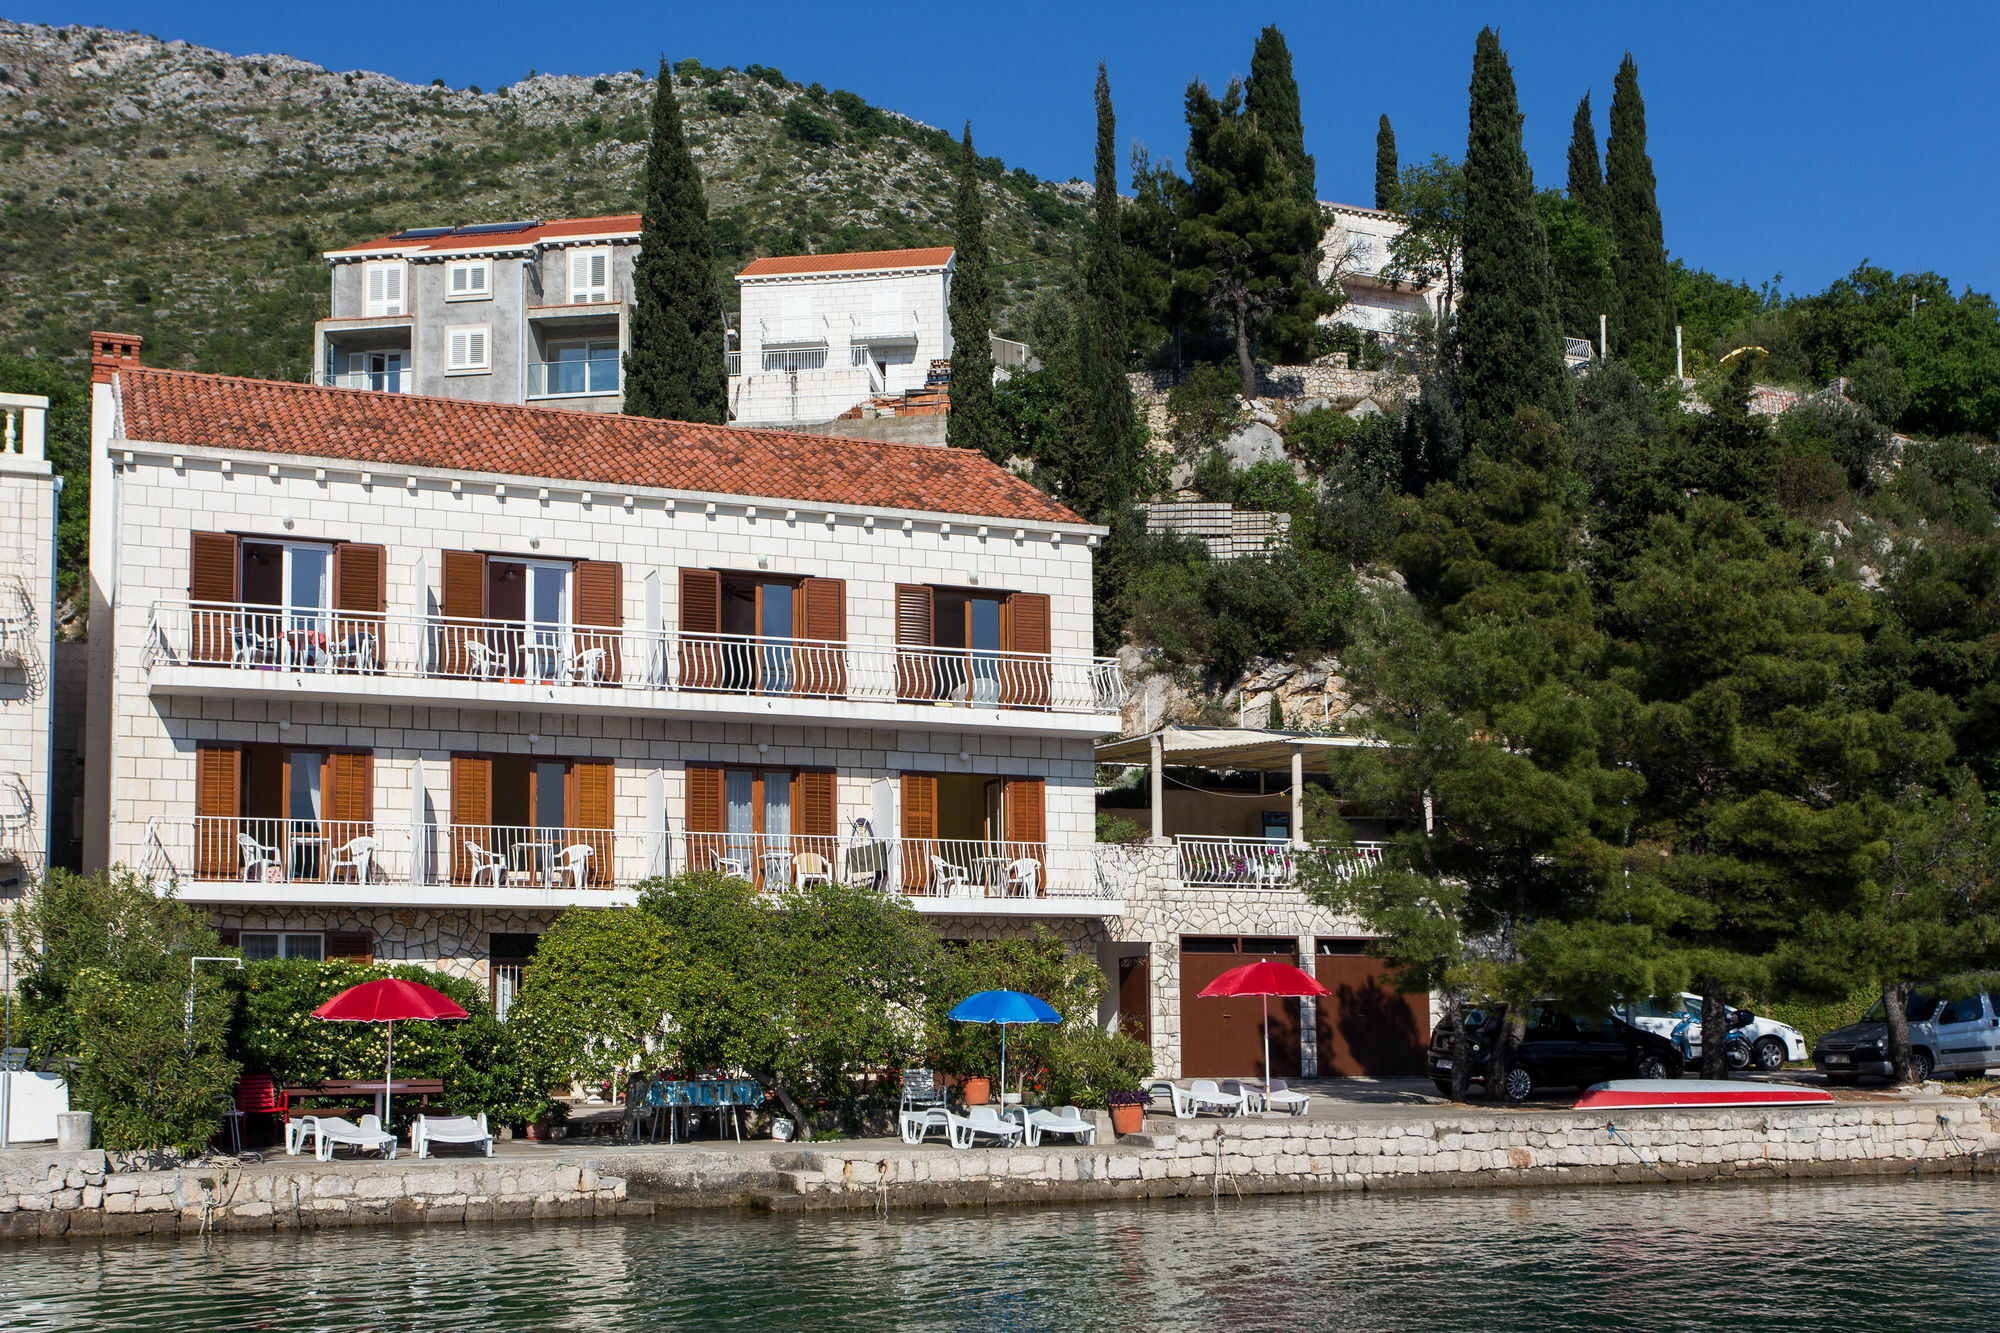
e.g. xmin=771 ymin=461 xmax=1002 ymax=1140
xmin=510 ymin=839 xmax=558 ymax=887
xmin=329 ymin=1080 xmax=441 ymax=1123
xmin=971 ymin=857 xmax=1010 ymax=895
xmin=289 ymin=833 xmax=328 ymax=882
xmin=759 ymin=851 xmax=793 ymax=890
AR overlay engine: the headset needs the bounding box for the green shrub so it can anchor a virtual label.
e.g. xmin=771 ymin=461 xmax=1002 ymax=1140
xmin=503 ymin=907 xmax=679 ymax=1091
xmin=925 ymin=931 xmax=1112 ymax=1098
xmin=1039 ymin=1026 xmax=1154 ymax=1108
xmin=781 ymin=101 xmax=839 ymax=147
xmin=1167 ymin=361 xmax=1247 ymax=460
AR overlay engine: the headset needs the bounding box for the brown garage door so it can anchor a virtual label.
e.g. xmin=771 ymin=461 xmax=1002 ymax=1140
xmin=1179 ymin=936 xmax=1301 ymax=1079
xmin=1313 ymin=939 xmax=1431 ymax=1076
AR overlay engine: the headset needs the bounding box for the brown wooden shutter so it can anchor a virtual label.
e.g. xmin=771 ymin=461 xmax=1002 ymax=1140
xmin=1004 ymin=776 xmax=1047 ymax=896
xmin=679 ymin=568 xmax=721 ymax=690
xmin=450 ymin=755 xmax=493 ymax=883
xmin=569 ymin=760 xmax=614 ymax=888
xmin=574 ymin=560 xmax=623 ymax=686
xmin=332 ymin=542 xmax=386 ymax=677
xmin=799 ymin=576 xmax=847 ymax=698
xmin=900 ymin=772 xmax=936 ymax=891
xmin=195 ymin=745 xmax=241 ymax=878
xmin=798 ymin=769 xmax=836 ymax=868
xmin=190 ymin=532 xmax=241 ymax=664
xmin=895 ymin=584 xmax=934 ymax=702
xmin=441 ymin=550 xmax=487 ymax=677
xmin=326 ymin=931 xmax=374 ymax=965
xmin=684 ymin=763 xmax=725 ymax=877
xmin=1005 ymin=591 xmax=1052 ymax=709
xmin=326 ymin=752 xmax=374 ymax=871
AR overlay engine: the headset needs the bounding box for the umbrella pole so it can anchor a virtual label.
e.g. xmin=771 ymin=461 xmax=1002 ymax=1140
xmin=1000 ymin=1023 xmax=1008 ymax=1107
xmin=384 ymin=1019 xmax=393 ymax=1132
xmin=1262 ymin=996 xmax=1271 ymax=1095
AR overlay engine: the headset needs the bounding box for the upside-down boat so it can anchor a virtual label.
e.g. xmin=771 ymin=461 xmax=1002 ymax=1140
xmin=1573 ymin=1079 xmax=1834 ymax=1110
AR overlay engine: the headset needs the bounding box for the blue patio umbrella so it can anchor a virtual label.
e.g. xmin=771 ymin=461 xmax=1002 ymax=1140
xmin=948 ymin=990 xmax=1061 ymax=1102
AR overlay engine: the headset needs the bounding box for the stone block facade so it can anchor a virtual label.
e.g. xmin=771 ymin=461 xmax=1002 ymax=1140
xmin=0 ymin=395 xmax=56 ymax=894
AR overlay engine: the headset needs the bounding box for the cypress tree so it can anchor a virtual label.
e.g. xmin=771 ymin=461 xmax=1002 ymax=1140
xmin=1565 ymin=93 xmax=1608 ymax=228
xmin=1244 ymin=25 xmax=1327 ymax=363
xmin=1083 ymin=63 xmax=1141 ymax=513
xmin=946 ymin=124 xmax=1000 ymax=460
xmin=1606 ymin=55 xmax=1676 ymax=374
xmin=1456 ymin=28 xmax=1571 ymax=448
xmin=624 ymin=59 xmax=727 ymax=423
xmin=1375 ymin=115 xmax=1399 ymax=211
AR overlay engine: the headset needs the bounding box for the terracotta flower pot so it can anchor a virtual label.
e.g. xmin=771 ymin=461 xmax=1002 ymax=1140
xmin=962 ymin=1076 xmax=991 ymax=1106
xmin=1111 ymin=1103 xmax=1145 ymax=1136
xmin=525 ymin=1118 xmax=552 ymax=1141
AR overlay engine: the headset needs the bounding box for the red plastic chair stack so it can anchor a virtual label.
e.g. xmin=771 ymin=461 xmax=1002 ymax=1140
xmin=235 ymin=1074 xmax=288 ymax=1147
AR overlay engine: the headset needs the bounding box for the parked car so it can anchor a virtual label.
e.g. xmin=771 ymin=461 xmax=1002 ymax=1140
xmin=1428 ymin=1004 xmax=1683 ymax=1102
xmin=1618 ymin=994 xmax=1810 ymax=1072
xmin=1813 ymin=989 xmax=2000 ymax=1084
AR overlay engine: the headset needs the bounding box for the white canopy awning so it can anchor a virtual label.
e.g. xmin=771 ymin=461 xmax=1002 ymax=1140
xmin=1093 ymin=727 xmax=1381 ymax=773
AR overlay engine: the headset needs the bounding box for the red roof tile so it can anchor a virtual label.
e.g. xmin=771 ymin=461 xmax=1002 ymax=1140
xmin=332 ymin=215 xmax=642 ymax=257
xmin=739 ymin=247 xmax=954 ymax=278
xmin=115 ymin=369 xmax=1083 ymax=525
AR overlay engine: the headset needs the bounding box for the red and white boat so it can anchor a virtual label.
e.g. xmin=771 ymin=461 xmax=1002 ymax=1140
xmin=1574 ymin=1079 xmax=1833 ymax=1110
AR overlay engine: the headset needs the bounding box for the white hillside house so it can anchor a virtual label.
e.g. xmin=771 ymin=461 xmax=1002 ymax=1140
xmin=1319 ymin=203 xmax=1448 ymax=336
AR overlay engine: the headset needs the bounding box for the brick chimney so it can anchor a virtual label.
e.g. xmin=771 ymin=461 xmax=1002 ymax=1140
xmin=90 ymin=330 xmax=143 ymax=384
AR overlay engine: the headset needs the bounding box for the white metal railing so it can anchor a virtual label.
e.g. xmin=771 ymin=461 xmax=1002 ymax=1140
xmin=758 ymin=347 xmax=828 ymax=373
xmin=319 ymin=370 xmax=413 ymax=393
xmin=0 ymin=392 xmax=49 ymax=462
xmin=850 ymin=314 xmax=917 ymax=344
xmin=725 ymin=351 xmax=743 ymax=376
xmin=492 ymin=962 xmax=525 ymax=1020
xmin=528 ymin=358 xmax=619 ymax=399
xmin=1564 ymin=337 xmax=1595 ymax=364
xmin=1175 ymin=837 xmax=1386 ymax=889
xmin=144 ymin=600 xmax=1129 ymax=715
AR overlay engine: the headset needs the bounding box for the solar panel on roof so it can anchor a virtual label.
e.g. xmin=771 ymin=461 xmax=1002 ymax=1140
xmin=451 ymin=220 xmax=540 ymax=236
xmin=388 ymin=227 xmax=455 ymax=240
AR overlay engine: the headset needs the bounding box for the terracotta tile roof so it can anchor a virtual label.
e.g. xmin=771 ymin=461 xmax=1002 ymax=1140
xmin=115 ymin=368 xmax=1083 ymax=525
xmin=331 ymin=215 xmax=642 ymax=258
xmin=738 ymin=247 xmax=954 ymax=278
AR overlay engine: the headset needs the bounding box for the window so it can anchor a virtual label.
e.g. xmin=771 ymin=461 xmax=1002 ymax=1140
xmin=540 ymin=338 xmax=619 ymax=396
xmin=446 ymin=325 xmax=491 ymax=373
xmin=894 ymin=584 xmax=1050 ymax=707
xmin=342 ymin=349 xmax=408 ymax=392
xmin=363 ymin=261 xmax=405 ymax=316
xmin=446 ymin=260 xmax=491 ymax=300
xmin=569 ymin=248 xmax=611 ymax=303
xmin=1939 ymin=995 xmax=1987 ymax=1025
xmin=240 ymin=932 xmax=324 ymax=962
xmin=780 ymin=290 xmax=812 ymax=340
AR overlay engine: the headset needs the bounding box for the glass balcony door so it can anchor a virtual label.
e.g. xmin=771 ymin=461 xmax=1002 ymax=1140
xmin=543 ymin=339 xmax=619 ymax=396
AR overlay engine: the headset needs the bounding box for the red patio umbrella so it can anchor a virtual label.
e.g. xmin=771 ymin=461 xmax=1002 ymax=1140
xmin=1198 ymin=960 xmax=1329 ymax=1087
xmin=311 ymin=978 xmax=468 ymax=1127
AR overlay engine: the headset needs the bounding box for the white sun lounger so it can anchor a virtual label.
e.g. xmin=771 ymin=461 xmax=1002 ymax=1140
xmin=1187 ymin=1079 xmax=1246 ymax=1117
xmin=412 ymin=1112 xmax=494 ymax=1158
xmin=1022 ymin=1105 xmax=1096 ymax=1146
xmin=312 ymin=1113 xmax=398 ymax=1161
xmin=947 ymin=1105 xmax=1024 ymax=1149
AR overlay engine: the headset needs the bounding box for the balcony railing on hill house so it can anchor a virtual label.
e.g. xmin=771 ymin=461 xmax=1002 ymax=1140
xmin=318 ymin=370 xmax=413 ymax=393
xmin=1174 ymin=836 xmax=1385 ymax=889
xmin=144 ymin=601 xmax=1128 ymax=715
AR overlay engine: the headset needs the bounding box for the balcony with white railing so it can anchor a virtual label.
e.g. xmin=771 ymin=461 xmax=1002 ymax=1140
xmin=318 ymin=369 xmax=413 ymax=393
xmin=142 ymin=601 xmax=1128 ymax=726
xmin=849 ymin=313 xmax=918 ymax=346
xmin=1174 ymin=836 xmax=1385 ymax=890
xmin=527 ymin=357 xmax=620 ymax=400
xmin=140 ymin=817 xmax=1121 ymax=914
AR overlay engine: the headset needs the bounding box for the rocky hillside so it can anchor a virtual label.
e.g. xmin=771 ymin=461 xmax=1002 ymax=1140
xmin=0 ymin=20 xmax=1085 ymax=378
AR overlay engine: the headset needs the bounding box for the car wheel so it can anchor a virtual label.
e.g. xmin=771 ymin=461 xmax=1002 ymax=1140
xmin=1753 ymin=1037 xmax=1786 ymax=1072
xmin=1503 ymin=1066 xmax=1535 ymax=1103
xmin=1910 ymin=1049 xmax=1935 ymax=1084
xmin=1634 ymin=1053 xmax=1674 ymax=1081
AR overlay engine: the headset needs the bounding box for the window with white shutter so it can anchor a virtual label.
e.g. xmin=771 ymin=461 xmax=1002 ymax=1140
xmin=363 ymin=261 xmax=405 ymax=316
xmin=569 ymin=248 xmax=611 ymax=303
xmin=446 ymin=324 xmax=491 ymax=373
xmin=446 ymin=260 xmax=491 ymax=300
xmin=781 ymin=290 xmax=812 ymax=341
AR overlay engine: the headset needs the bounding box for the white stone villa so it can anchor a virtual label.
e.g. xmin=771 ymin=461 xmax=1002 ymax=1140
xmin=0 ymin=389 xmax=56 ymax=899
xmin=79 ymin=329 xmax=1416 ymax=1079
xmin=1319 ymin=202 xmax=1447 ymax=337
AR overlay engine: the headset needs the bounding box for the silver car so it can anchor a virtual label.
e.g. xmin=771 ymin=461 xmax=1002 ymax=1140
xmin=1813 ymin=990 xmax=2000 ymax=1084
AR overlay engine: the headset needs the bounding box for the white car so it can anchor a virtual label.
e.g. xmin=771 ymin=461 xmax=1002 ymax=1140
xmin=1617 ymin=994 xmax=1809 ymax=1072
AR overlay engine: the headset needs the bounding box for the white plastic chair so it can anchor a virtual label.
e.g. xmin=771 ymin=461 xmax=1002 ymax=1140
xmin=1263 ymin=1079 xmax=1311 ymax=1116
xmin=465 ymin=841 xmax=507 ymax=887
xmin=412 ymin=1112 xmax=494 ymax=1158
xmin=794 ymin=851 xmax=833 ymax=888
xmin=1187 ymin=1079 xmax=1246 ymax=1117
xmin=568 ymin=646 xmax=608 ymax=686
xmin=1144 ymin=1078 xmax=1197 ymax=1119
xmin=552 ymin=843 xmax=593 ymax=889
xmin=710 ymin=854 xmax=749 ymax=881
xmin=312 ymin=1114 xmax=398 ymax=1161
xmin=328 ymin=835 xmax=378 ymax=884
xmin=463 ymin=639 xmax=498 ymax=680
xmin=1003 ymin=857 xmax=1040 ymax=898
xmin=238 ymin=831 xmax=282 ymax=882
xmin=929 ymin=856 xmax=971 ymax=897
xmin=327 ymin=629 xmax=377 ymax=674
xmin=947 ymin=1106 xmax=1024 ymax=1150
xmin=230 ymin=622 xmax=274 ymax=667
xmin=285 ymin=1113 xmax=321 ymax=1156
xmin=1023 ymin=1105 xmax=1096 ymax=1146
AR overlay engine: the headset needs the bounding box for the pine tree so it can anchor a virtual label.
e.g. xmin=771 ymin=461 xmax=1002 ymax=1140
xmin=1243 ymin=25 xmax=1326 ymax=364
xmin=1565 ymin=94 xmax=1608 ymax=229
xmin=1375 ymin=115 xmax=1399 ymax=212
xmin=946 ymin=124 xmax=1000 ymax=460
xmin=1081 ymin=63 xmax=1142 ymax=515
xmin=1456 ymin=28 xmax=1571 ymax=449
xmin=1538 ymin=188 xmax=1619 ymax=346
xmin=624 ymin=59 xmax=727 ymax=423
xmin=1606 ymin=55 xmax=1676 ymax=374
xmin=1123 ymin=146 xmax=1186 ymax=365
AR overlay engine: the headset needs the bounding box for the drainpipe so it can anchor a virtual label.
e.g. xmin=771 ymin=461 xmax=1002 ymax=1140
xmin=1290 ymin=742 xmax=1306 ymax=849
xmin=45 ymin=474 xmax=62 ymax=870
xmin=1149 ymin=732 xmax=1164 ymax=844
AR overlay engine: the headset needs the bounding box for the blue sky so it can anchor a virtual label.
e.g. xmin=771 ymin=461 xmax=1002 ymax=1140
xmin=20 ymin=2 xmax=1998 ymax=296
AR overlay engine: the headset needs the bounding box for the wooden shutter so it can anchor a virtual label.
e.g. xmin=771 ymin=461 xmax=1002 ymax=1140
xmin=441 ymin=550 xmax=486 ymax=677
xmin=195 ymin=745 xmax=241 ymax=878
xmin=574 ymin=560 xmax=623 ymax=685
xmin=326 ymin=752 xmax=374 ymax=870
xmin=190 ymin=531 xmax=240 ymax=664
xmin=684 ymin=764 xmax=726 ymax=877
xmin=800 ymin=577 xmax=847 ymax=698
xmin=218 ymin=928 xmax=240 ymax=949
xmin=900 ymin=772 xmax=936 ymax=892
xmin=679 ymin=568 xmax=721 ymax=690
xmin=326 ymin=931 xmax=374 ymax=965
xmin=895 ymin=584 xmax=934 ymax=702
xmin=333 ymin=542 xmax=386 ymax=677
xmin=1005 ymin=591 xmax=1051 ymax=709
xmin=569 ymin=760 xmax=614 ymax=888
xmin=1004 ymin=777 xmax=1047 ymax=896
xmin=798 ymin=769 xmax=837 ymax=867
xmin=450 ymin=755 xmax=493 ymax=884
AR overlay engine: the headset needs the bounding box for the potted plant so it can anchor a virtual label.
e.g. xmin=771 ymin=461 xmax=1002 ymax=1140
xmin=1108 ymin=1089 xmax=1150 ymax=1136
xmin=961 ymin=1074 xmax=991 ymax=1106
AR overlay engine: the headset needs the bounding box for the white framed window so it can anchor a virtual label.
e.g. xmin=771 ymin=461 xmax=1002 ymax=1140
xmin=363 ymin=261 xmax=405 ymax=316
xmin=446 ymin=260 xmax=491 ymax=300
xmin=240 ymin=931 xmax=324 ymax=962
xmin=446 ymin=324 xmax=491 ymax=373
xmin=568 ymin=248 xmax=611 ymax=303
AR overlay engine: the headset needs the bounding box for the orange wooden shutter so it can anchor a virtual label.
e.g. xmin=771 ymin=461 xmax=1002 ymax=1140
xmin=569 ymin=760 xmax=614 ymax=888
xmin=679 ymin=568 xmax=721 ymax=690
xmin=800 ymin=576 xmax=847 ymax=697
xmin=450 ymin=755 xmax=493 ymax=883
xmin=895 ymin=584 xmax=934 ymax=702
xmin=441 ymin=550 xmax=486 ymax=677
xmin=684 ymin=763 xmax=725 ymax=877
xmin=798 ymin=769 xmax=836 ymax=867
xmin=326 ymin=752 xmax=374 ymax=866
xmin=195 ymin=745 xmax=241 ymax=878
xmin=900 ymin=772 xmax=936 ymax=891
xmin=574 ymin=560 xmax=622 ymax=685
xmin=326 ymin=931 xmax=374 ymax=964
xmin=1004 ymin=777 xmax=1047 ymax=896
xmin=190 ymin=532 xmax=240 ymax=663
xmin=1005 ymin=591 xmax=1051 ymax=709
xmin=332 ymin=542 xmax=386 ymax=677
